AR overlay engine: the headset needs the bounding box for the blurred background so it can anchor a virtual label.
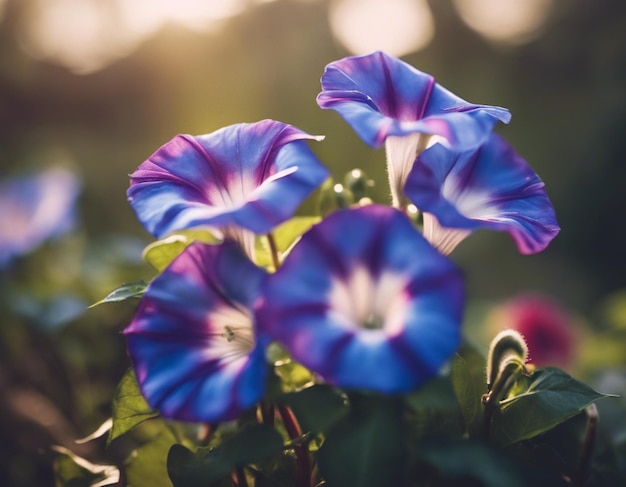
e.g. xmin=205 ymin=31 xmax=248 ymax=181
xmin=1 ymin=0 xmax=625 ymax=485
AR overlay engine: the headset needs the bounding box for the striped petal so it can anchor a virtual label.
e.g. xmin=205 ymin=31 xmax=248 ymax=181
xmin=405 ymin=134 xmax=560 ymax=255
xmin=124 ymin=241 xmax=268 ymax=423
xmin=257 ymin=205 xmax=464 ymax=394
xmin=128 ymin=120 xmax=328 ymax=239
xmin=316 ymin=51 xmax=510 ymax=206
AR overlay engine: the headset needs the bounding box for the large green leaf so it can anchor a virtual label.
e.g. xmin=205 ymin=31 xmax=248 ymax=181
xmin=413 ymin=439 xmax=563 ymax=487
xmin=167 ymin=423 xmax=284 ymax=487
xmin=89 ymin=281 xmax=147 ymax=308
xmin=278 ymin=384 xmax=348 ymax=434
xmin=143 ymin=229 xmax=219 ymax=272
xmin=124 ymin=425 xmax=179 ymax=487
xmin=317 ymin=394 xmax=407 ymax=487
xmin=450 ymin=345 xmax=487 ymax=438
xmin=108 ymin=368 xmax=159 ymax=445
xmin=491 ymin=367 xmax=611 ymax=445
xmin=405 ymin=375 xmax=464 ymax=438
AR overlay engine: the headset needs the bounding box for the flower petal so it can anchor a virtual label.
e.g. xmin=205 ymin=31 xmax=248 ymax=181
xmin=0 ymin=167 xmax=80 ymax=268
xmin=124 ymin=241 xmax=268 ymax=423
xmin=317 ymin=51 xmax=510 ymax=149
xmin=128 ymin=120 xmax=328 ymax=238
xmin=257 ymin=205 xmax=464 ymax=393
xmin=405 ymin=134 xmax=560 ymax=254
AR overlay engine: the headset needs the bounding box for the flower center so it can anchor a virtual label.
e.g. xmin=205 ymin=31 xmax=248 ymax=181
xmin=327 ymin=266 xmax=408 ymax=336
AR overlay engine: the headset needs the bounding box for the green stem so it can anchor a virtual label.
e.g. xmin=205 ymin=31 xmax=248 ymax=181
xmin=266 ymin=233 xmax=281 ymax=271
xmin=574 ymin=403 xmax=599 ymax=487
xmin=481 ymin=358 xmax=525 ymax=440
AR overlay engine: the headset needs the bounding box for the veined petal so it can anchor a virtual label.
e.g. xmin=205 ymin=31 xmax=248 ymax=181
xmin=0 ymin=167 xmax=80 ymax=268
xmin=317 ymin=51 xmax=510 ymax=149
xmin=124 ymin=241 xmax=268 ymax=423
xmin=128 ymin=120 xmax=328 ymax=239
xmin=405 ymin=134 xmax=560 ymax=254
xmin=257 ymin=205 xmax=464 ymax=393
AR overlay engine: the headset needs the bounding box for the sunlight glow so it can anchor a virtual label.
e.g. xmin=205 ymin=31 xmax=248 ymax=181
xmin=16 ymin=0 xmax=249 ymax=74
xmin=329 ymin=0 xmax=434 ymax=57
xmin=452 ymin=0 xmax=553 ymax=45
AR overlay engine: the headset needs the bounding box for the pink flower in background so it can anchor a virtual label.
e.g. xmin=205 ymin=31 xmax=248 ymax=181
xmin=489 ymin=293 xmax=578 ymax=369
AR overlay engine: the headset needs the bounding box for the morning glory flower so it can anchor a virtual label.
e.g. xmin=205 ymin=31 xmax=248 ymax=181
xmin=404 ymin=133 xmax=560 ymax=255
xmin=257 ymin=205 xmax=464 ymax=394
xmin=317 ymin=51 xmax=511 ymax=207
xmin=124 ymin=241 xmax=268 ymax=423
xmin=0 ymin=167 xmax=80 ymax=268
xmin=128 ymin=120 xmax=329 ymax=256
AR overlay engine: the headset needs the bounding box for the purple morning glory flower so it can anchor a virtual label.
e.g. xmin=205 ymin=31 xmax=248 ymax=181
xmin=317 ymin=51 xmax=510 ymax=207
xmin=128 ymin=120 xmax=329 ymax=252
xmin=257 ymin=205 xmax=464 ymax=394
xmin=404 ymin=133 xmax=560 ymax=255
xmin=124 ymin=241 xmax=269 ymax=423
xmin=0 ymin=167 xmax=80 ymax=268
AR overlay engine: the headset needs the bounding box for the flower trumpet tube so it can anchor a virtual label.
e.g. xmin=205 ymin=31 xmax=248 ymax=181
xmin=405 ymin=133 xmax=560 ymax=255
xmin=317 ymin=51 xmax=510 ymax=207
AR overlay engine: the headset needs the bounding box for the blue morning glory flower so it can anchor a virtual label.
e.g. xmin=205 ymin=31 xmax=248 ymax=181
xmin=317 ymin=51 xmax=511 ymax=207
xmin=257 ymin=205 xmax=464 ymax=394
xmin=0 ymin=167 xmax=80 ymax=268
xmin=404 ymin=133 xmax=560 ymax=255
xmin=124 ymin=241 xmax=269 ymax=423
xmin=128 ymin=120 xmax=328 ymax=252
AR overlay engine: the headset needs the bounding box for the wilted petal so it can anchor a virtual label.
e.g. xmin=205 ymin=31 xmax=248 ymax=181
xmin=128 ymin=120 xmax=328 ymax=239
xmin=405 ymin=134 xmax=560 ymax=254
xmin=257 ymin=205 xmax=464 ymax=394
xmin=124 ymin=241 xmax=268 ymax=423
xmin=317 ymin=51 xmax=510 ymax=206
xmin=0 ymin=167 xmax=80 ymax=268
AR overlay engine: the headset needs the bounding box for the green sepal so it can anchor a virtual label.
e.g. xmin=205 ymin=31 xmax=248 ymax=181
xmin=255 ymin=216 xmax=320 ymax=270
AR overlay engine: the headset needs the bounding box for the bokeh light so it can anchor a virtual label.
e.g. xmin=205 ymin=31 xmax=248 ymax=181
xmin=452 ymin=0 xmax=553 ymax=45
xmin=16 ymin=0 xmax=249 ymax=74
xmin=328 ymin=0 xmax=434 ymax=56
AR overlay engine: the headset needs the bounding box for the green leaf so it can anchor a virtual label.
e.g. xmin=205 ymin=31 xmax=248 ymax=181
xmin=405 ymin=375 xmax=464 ymax=438
xmin=451 ymin=344 xmax=487 ymax=437
xmin=125 ymin=425 xmax=179 ymax=487
xmin=89 ymin=281 xmax=147 ymax=308
xmin=317 ymin=394 xmax=407 ymax=487
xmin=255 ymin=217 xmax=320 ymax=269
xmin=108 ymin=368 xmax=159 ymax=445
xmin=413 ymin=439 xmax=561 ymax=487
xmin=167 ymin=423 xmax=284 ymax=487
xmin=143 ymin=229 xmax=219 ymax=271
xmin=491 ymin=367 xmax=611 ymax=445
xmin=278 ymin=384 xmax=348 ymax=434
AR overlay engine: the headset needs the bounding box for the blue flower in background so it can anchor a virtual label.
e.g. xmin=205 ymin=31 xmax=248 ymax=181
xmin=405 ymin=133 xmax=560 ymax=255
xmin=258 ymin=205 xmax=464 ymax=394
xmin=125 ymin=241 xmax=269 ymax=423
xmin=317 ymin=51 xmax=510 ymax=207
xmin=0 ymin=167 xmax=80 ymax=268
xmin=128 ymin=120 xmax=328 ymax=256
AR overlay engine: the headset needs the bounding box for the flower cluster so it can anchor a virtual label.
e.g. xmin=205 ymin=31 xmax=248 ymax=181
xmin=120 ymin=52 xmax=565 ymax=484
